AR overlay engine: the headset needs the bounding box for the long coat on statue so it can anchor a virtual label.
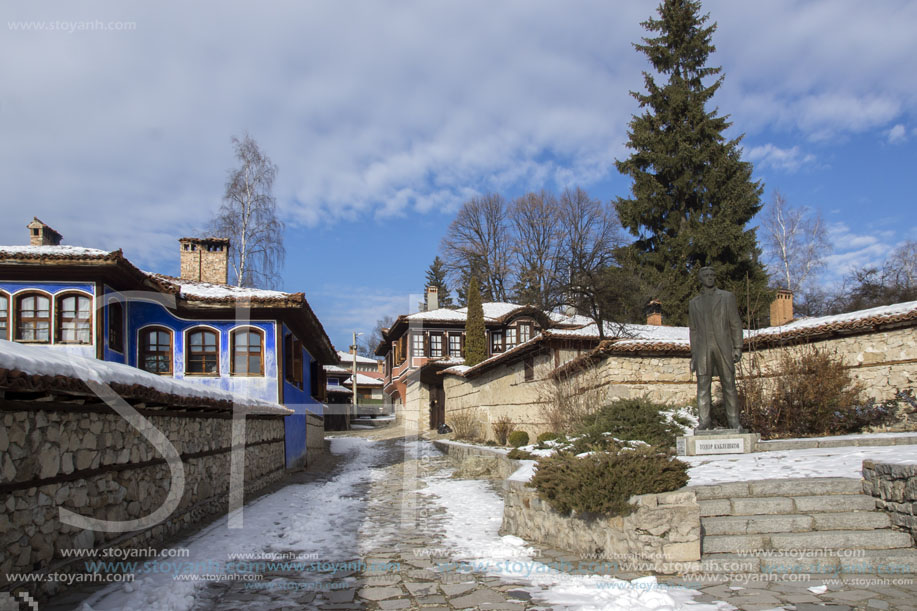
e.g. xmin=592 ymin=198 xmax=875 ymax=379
xmin=688 ymin=288 xmax=743 ymax=376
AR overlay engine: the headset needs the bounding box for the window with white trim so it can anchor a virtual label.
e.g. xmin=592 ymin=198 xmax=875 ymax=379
xmin=412 ymin=333 xmax=425 ymax=357
xmin=139 ymin=327 xmax=172 ymax=374
xmin=430 ymin=333 xmax=443 ymax=358
xmin=448 ymin=333 xmax=462 ymax=358
xmin=56 ymin=293 xmax=92 ymax=344
xmin=505 ymin=327 xmax=517 ymax=351
xmin=0 ymin=292 xmax=8 ymax=340
xmin=186 ymin=328 xmax=219 ymax=375
xmin=16 ymin=292 xmax=51 ymax=343
xmin=491 ymin=330 xmax=504 ymax=354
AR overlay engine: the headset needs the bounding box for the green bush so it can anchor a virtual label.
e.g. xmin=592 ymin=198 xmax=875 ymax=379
xmin=507 ymin=448 xmax=534 ymax=460
xmin=508 ymin=430 xmax=530 ymax=448
xmin=537 ymin=432 xmax=559 ymax=444
xmin=492 ymin=416 xmax=515 ymax=446
xmin=576 ymin=398 xmax=686 ymax=448
xmin=528 ymin=447 xmax=688 ymax=517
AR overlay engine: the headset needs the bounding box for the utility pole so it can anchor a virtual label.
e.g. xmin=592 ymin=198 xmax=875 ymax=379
xmin=351 ymin=331 xmax=362 ymax=425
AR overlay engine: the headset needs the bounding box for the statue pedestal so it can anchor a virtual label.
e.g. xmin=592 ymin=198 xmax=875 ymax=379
xmin=676 ymin=429 xmax=760 ymax=456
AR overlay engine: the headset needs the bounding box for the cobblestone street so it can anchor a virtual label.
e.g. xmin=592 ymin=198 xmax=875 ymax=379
xmin=179 ymin=425 xmax=917 ymax=610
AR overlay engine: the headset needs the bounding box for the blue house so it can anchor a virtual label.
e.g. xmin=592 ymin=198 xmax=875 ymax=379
xmin=0 ymin=218 xmax=337 ymax=468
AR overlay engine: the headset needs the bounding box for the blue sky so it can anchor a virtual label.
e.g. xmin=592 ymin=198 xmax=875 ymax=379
xmin=1 ymin=0 xmax=915 ymax=353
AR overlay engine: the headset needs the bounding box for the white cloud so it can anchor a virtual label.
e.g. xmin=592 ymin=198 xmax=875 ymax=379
xmin=745 ymin=143 xmax=815 ymax=172
xmin=887 ymin=124 xmax=908 ymax=144
xmin=821 ymin=222 xmax=896 ymax=282
xmin=1 ymin=0 xmax=916 ymax=271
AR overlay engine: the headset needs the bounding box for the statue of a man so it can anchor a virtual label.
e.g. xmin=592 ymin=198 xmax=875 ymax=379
xmin=688 ymin=266 xmax=744 ymax=431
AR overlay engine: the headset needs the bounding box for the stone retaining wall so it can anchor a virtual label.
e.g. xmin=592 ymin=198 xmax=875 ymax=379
xmin=863 ymin=460 xmax=917 ymax=544
xmin=0 ymin=404 xmax=286 ymax=596
xmin=433 ymin=439 xmax=701 ymax=572
xmin=501 ymin=480 xmax=700 ymax=572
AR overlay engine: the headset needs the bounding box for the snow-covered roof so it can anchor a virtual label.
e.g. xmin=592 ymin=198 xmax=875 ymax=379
xmin=0 ymin=339 xmax=291 ymax=415
xmin=148 ymin=274 xmax=295 ymax=301
xmin=324 ymin=364 xmax=351 ymax=375
xmin=751 ymin=300 xmax=917 ymax=342
xmin=404 ymin=302 xmax=536 ymax=324
xmin=0 ymin=245 xmax=113 ymax=258
xmin=345 ymin=373 xmax=383 ymax=387
xmin=326 ymin=383 xmax=353 ymax=394
xmin=336 ymin=350 xmax=379 ymax=365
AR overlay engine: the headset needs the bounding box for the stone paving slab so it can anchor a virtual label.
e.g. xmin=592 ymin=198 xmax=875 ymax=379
xmin=167 ymin=428 xmax=917 ymax=610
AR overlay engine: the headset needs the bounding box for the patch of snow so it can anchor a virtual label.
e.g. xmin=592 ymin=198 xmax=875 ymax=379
xmin=345 ymin=373 xmax=383 ymax=386
xmin=82 ymin=437 xmax=385 ymax=611
xmin=0 ymin=244 xmax=111 ymax=257
xmin=686 ymin=443 xmax=917 ymax=485
xmin=149 ymin=274 xmax=293 ymax=300
xmin=336 ymin=350 xmax=378 ymax=364
xmin=0 ymin=339 xmax=290 ymax=414
xmin=417 ymin=443 xmax=731 ymax=610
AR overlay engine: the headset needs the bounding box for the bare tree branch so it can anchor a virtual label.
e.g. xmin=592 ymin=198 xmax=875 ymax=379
xmin=440 ymin=194 xmax=513 ymax=302
xmin=212 ymin=133 xmax=285 ymax=288
xmin=760 ymin=191 xmax=830 ymax=293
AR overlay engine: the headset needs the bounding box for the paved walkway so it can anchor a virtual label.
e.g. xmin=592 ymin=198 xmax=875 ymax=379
xmin=92 ymin=423 xmax=917 ymax=610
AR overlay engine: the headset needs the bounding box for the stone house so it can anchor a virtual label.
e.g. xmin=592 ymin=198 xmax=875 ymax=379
xmin=0 ymin=218 xmax=337 ymax=468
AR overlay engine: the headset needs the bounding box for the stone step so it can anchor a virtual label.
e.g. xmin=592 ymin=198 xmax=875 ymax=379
xmin=692 ymin=477 xmax=863 ymax=501
xmin=701 ymin=511 xmax=891 ymax=536
xmin=702 ymin=529 xmax=914 ymax=554
xmin=700 ymin=494 xmax=877 ymax=517
xmin=702 ymin=548 xmax=917 ymax=574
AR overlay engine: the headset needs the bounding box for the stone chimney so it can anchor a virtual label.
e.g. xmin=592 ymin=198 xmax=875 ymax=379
xmin=426 ymin=286 xmax=439 ymax=311
xmin=179 ymin=237 xmax=230 ymax=284
xmin=27 ymin=218 xmax=63 ymax=246
xmin=769 ymin=289 xmax=794 ymax=327
xmin=645 ymin=299 xmax=663 ymax=326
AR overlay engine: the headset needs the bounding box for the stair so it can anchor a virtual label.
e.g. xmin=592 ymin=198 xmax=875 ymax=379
xmin=693 ymin=477 xmax=917 ymax=573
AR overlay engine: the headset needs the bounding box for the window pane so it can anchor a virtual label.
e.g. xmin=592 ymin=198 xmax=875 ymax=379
xmin=0 ymin=296 xmax=7 ymax=338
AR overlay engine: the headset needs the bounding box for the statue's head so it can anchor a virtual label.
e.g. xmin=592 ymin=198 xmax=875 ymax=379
xmin=698 ymin=266 xmax=716 ymax=288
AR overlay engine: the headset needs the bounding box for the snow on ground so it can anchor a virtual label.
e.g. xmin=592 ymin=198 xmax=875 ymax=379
xmin=415 ymin=441 xmax=732 ymax=611
xmin=80 ymin=437 xmax=384 ymax=611
xmin=685 ymin=443 xmax=917 ymax=485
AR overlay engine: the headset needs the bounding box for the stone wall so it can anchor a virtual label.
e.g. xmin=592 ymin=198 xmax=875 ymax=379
xmin=398 ymin=378 xmax=430 ymax=433
xmin=862 ymin=460 xmax=917 ymax=544
xmin=443 ymin=325 xmax=917 ymax=435
xmin=306 ymin=412 xmax=326 ymax=466
xmin=0 ymin=404 xmax=286 ymax=596
xmin=502 ymin=480 xmax=701 ymax=573
xmin=442 ymin=352 xmax=554 ymax=441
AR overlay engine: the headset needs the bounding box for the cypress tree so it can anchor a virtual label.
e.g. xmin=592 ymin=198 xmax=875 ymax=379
xmin=615 ymin=0 xmax=771 ymax=326
xmin=463 ymin=277 xmax=487 ymax=366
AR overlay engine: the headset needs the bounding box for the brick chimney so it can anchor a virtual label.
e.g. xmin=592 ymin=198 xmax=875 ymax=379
xmin=769 ymin=289 xmax=794 ymax=327
xmin=27 ymin=218 xmax=63 ymax=246
xmin=645 ymin=299 xmax=663 ymax=326
xmin=426 ymin=286 xmax=439 ymax=311
xmin=179 ymin=237 xmax=230 ymax=284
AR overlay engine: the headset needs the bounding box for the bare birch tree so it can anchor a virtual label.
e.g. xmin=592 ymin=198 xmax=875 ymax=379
xmin=509 ymin=191 xmax=563 ymax=310
xmin=761 ymin=191 xmax=829 ymax=293
xmin=212 ymin=133 xmax=285 ymax=288
xmin=440 ymin=193 xmax=512 ymax=303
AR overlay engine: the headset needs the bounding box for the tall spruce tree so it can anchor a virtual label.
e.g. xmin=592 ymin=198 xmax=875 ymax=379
xmin=463 ymin=277 xmax=487 ymax=366
xmin=615 ymin=0 xmax=770 ymax=326
xmin=424 ymin=256 xmax=454 ymax=309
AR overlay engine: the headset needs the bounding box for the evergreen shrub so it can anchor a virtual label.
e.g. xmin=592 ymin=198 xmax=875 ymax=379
xmin=529 ymin=447 xmax=688 ymax=518
xmin=508 ymin=430 xmax=529 ymax=448
xmin=576 ymin=397 xmax=687 ymax=448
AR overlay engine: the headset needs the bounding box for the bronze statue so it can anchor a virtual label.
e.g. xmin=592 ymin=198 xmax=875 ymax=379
xmin=688 ymin=266 xmax=744 ymax=431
